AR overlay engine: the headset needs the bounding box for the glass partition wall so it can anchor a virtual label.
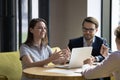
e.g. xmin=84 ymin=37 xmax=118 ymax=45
xmin=17 ymin=0 xmax=38 ymax=49
xmin=111 ymin=0 xmax=120 ymax=51
xmin=87 ymin=0 xmax=101 ymax=37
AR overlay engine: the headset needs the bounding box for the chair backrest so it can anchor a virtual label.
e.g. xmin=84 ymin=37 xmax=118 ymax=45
xmin=0 ymin=51 xmax=22 ymax=80
xmin=51 ymin=47 xmax=61 ymax=53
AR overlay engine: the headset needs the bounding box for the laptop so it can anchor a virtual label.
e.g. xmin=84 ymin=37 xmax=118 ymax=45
xmin=55 ymin=47 xmax=92 ymax=69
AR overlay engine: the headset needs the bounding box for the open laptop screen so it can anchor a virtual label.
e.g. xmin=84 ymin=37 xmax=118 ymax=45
xmin=69 ymin=47 xmax=92 ymax=68
xmin=55 ymin=47 xmax=92 ymax=69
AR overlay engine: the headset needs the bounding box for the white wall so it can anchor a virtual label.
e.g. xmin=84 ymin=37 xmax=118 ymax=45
xmin=87 ymin=0 xmax=101 ymax=36
xmin=49 ymin=0 xmax=87 ymax=49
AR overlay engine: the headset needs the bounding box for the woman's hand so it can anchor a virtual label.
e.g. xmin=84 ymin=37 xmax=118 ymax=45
xmin=60 ymin=47 xmax=71 ymax=64
xmin=62 ymin=47 xmax=71 ymax=59
xmin=52 ymin=47 xmax=71 ymax=64
xmin=50 ymin=50 xmax=62 ymax=61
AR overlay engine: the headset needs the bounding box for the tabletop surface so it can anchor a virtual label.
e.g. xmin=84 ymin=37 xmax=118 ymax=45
xmin=23 ymin=64 xmax=85 ymax=80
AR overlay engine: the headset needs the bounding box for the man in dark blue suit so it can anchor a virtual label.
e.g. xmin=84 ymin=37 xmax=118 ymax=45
xmin=68 ymin=17 xmax=110 ymax=80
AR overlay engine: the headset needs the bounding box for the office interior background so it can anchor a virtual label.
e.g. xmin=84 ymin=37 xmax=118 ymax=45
xmin=0 ymin=0 xmax=119 ymax=52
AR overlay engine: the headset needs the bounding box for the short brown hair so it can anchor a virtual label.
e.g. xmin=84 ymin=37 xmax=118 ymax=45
xmin=82 ymin=17 xmax=99 ymax=28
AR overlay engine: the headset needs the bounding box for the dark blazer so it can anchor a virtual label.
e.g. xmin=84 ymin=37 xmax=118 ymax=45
xmin=68 ymin=36 xmax=109 ymax=62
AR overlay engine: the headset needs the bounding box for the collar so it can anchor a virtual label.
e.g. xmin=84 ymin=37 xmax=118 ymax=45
xmin=83 ymin=37 xmax=95 ymax=47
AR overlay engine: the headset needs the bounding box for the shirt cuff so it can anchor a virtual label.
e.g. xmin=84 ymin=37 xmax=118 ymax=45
xmin=95 ymin=56 xmax=100 ymax=62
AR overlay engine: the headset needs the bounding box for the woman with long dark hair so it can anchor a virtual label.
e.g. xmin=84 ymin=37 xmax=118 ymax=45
xmin=20 ymin=18 xmax=69 ymax=80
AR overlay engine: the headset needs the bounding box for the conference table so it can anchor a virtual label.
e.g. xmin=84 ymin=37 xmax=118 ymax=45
xmin=23 ymin=64 xmax=85 ymax=80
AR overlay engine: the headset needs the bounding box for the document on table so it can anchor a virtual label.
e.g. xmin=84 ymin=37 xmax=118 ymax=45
xmin=44 ymin=69 xmax=73 ymax=74
xmin=44 ymin=68 xmax=83 ymax=75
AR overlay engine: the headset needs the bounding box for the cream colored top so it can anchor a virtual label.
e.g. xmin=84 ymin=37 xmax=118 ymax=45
xmin=82 ymin=51 xmax=120 ymax=80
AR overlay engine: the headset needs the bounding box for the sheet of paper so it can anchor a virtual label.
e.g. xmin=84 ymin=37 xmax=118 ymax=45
xmin=44 ymin=69 xmax=74 ymax=74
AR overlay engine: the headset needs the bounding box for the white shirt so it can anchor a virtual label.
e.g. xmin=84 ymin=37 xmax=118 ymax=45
xmin=82 ymin=51 xmax=120 ymax=80
xmin=83 ymin=37 xmax=95 ymax=47
xmin=83 ymin=37 xmax=100 ymax=61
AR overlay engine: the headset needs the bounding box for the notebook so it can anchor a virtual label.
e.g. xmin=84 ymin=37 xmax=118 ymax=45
xmin=55 ymin=47 xmax=92 ymax=69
